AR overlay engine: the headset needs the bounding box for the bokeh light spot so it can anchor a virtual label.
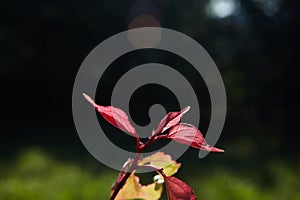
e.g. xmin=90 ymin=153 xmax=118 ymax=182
xmin=128 ymin=14 xmax=161 ymax=48
xmin=206 ymin=0 xmax=237 ymax=18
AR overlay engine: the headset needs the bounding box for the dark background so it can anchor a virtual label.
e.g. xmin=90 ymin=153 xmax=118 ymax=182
xmin=0 ymin=0 xmax=299 ymax=199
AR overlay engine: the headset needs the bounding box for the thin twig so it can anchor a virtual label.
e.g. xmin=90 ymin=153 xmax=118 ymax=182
xmin=110 ymin=133 xmax=168 ymax=199
xmin=110 ymin=164 xmax=136 ymax=200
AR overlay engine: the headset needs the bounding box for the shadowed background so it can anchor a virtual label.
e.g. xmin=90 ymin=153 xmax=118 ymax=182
xmin=0 ymin=0 xmax=299 ymax=199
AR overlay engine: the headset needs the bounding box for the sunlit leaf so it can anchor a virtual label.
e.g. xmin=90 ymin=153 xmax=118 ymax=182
xmin=167 ymin=123 xmax=224 ymax=152
xmin=152 ymin=106 xmax=190 ymax=136
xmin=83 ymin=93 xmax=138 ymax=138
xmin=139 ymin=152 xmax=181 ymax=176
xmin=112 ymin=173 xmax=163 ymax=200
xmin=165 ymin=176 xmax=197 ymax=200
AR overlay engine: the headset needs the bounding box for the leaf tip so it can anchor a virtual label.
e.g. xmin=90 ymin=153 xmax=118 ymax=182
xmin=182 ymin=106 xmax=191 ymax=114
xmin=211 ymin=147 xmax=225 ymax=153
xmin=82 ymin=93 xmax=95 ymax=105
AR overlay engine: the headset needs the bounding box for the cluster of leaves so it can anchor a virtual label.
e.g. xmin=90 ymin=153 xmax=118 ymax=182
xmin=83 ymin=93 xmax=224 ymax=200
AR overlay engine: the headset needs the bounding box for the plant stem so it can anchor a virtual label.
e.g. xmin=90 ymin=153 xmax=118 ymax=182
xmin=110 ymin=172 xmax=130 ymax=200
xmin=110 ymin=164 xmax=136 ymax=200
xmin=110 ymin=134 xmax=167 ymax=199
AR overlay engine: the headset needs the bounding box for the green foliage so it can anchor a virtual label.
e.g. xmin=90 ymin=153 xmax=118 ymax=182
xmin=0 ymin=149 xmax=116 ymax=200
xmin=0 ymin=149 xmax=299 ymax=200
xmin=187 ymin=166 xmax=300 ymax=200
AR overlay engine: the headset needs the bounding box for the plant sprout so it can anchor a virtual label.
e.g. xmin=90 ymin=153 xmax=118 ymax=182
xmin=83 ymin=93 xmax=224 ymax=200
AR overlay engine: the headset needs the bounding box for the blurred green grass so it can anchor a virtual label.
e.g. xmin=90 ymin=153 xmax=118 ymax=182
xmin=0 ymin=149 xmax=299 ymax=200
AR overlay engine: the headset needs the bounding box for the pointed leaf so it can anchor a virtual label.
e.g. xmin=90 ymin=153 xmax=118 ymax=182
xmin=165 ymin=176 xmax=197 ymax=200
xmin=112 ymin=173 xmax=163 ymax=200
xmin=167 ymin=123 xmax=224 ymax=152
xmin=83 ymin=93 xmax=138 ymax=138
xmin=153 ymin=106 xmax=190 ymax=136
xmin=139 ymin=152 xmax=181 ymax=176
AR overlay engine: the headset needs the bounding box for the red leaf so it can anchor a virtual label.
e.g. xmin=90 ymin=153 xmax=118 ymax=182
xmin=152 ymin=106 xmax=190 ymax=136
xmin=83 ymin=93 xmax=138 ymax=138
xmin=167 ymin=123 xmax=224 ymax=152
xmin=165 ymin=176 xmax=197 ymax=200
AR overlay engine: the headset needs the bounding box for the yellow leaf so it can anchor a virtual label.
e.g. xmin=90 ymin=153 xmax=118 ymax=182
xmin=139 ymin=152 xmax=181 ymax=176
xmin=112 ymin=173 xmax=163 ymax=200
